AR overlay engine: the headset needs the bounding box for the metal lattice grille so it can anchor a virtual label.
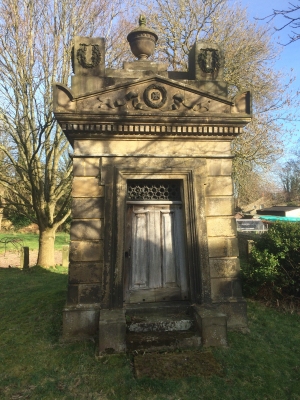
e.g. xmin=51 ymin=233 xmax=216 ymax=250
xmin=127 ymin=180 xmax=181 ymax=201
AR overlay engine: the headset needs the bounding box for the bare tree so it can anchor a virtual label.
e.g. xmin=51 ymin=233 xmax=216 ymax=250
xmin=0 ymin=0 xmax=129 ymax=267
xmin=279 ymin=155 xmax=300 ymax=204
xmin=262 ymin=1 xmax=300 ymax=44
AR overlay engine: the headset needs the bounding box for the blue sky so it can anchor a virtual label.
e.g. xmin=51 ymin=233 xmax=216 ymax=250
xmin=236 ymin=0 xmax=300 ymax=159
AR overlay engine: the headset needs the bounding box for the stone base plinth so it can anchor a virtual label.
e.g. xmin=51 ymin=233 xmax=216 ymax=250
xmin=62 ymin=304 xmax=100 ymax=339
xmin=193 ymin=305 xmax=227 ymax=347
xmin=99 ymin=309 xmax=126 ymax=354
xmin=212 ymin=299 xmax=248 ymax=330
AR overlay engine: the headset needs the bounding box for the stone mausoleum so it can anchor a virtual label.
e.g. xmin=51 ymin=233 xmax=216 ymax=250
xmin=54 ymin=18 xmax=251 ymax=353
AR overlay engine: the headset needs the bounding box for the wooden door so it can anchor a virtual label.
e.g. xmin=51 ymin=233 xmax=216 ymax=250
xmin=124 ymin=203 xmax=188 ymax=303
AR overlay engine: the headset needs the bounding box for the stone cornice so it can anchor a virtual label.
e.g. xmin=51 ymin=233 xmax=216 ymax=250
xmin=60 ymin=121 xmax=247 ymax=142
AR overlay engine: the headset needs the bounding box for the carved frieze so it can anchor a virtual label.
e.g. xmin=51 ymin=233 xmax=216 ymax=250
xmin=70 ymin=78 xmax=234 ymax=114
xmin=53 ymin=76 xmax=251 ymax=120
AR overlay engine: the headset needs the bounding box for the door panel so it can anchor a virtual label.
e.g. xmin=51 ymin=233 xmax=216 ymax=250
xmin=161 ymin=211 xmax=177 ymax=286
xmin=131 ymin=211 xmax=148 ymax=288
xmin=125 ymin=203 xmax=188 ymax=303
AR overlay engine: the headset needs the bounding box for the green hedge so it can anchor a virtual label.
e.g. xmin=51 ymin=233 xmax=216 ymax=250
xmin=241 ymin=222 xmax=300 ymax=299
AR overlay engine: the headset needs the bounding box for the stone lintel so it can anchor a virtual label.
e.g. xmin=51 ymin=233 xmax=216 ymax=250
xmin=73 ymin=139 xmax=232 ymax=158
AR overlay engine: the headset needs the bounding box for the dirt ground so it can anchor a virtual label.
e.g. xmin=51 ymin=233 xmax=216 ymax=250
xmin=0 ymin=250 xmax=63 ymax=268
xmin=134 ymin=350 xmax=223 ymax=379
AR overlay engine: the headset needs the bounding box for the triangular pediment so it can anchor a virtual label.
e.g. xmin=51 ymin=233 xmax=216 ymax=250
xmin=53 ymin=75 xmax=251 ymax=117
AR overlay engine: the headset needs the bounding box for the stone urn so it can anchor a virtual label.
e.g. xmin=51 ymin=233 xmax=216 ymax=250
xmin=127 ymin=16 xmax=158 ymax=60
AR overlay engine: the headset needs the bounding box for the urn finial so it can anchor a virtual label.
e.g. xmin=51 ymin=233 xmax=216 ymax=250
xmin=127 ymin=16 xmax=158 ymax=60
xmin=139 ymin=15 xmax=146 ymax=26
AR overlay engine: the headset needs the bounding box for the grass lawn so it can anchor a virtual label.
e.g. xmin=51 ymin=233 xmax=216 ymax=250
xmin=0 ymin=266 xmax=299 ymax=399
xmin=0 ymin=232 xmax=70 ymax=253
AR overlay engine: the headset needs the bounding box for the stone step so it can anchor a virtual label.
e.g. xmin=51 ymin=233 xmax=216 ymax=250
xmin=126 ymin=301 xmax=194 ymax=333
xmin=125 ymin=301 xmax=200 ymax=352
xmin=126 ymin=330 xmax=201 ymax=353
xmin=127 ymin=314 xmax=194 ymax=332
xmin=125 ymin=301 xmax=192 ymax=316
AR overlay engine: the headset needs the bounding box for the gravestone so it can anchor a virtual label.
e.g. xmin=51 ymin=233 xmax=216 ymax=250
xmin=54 ymin=17 xmax=251 ymax=351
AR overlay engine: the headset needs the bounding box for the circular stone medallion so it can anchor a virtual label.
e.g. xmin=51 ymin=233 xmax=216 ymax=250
xmin=143 ymin=84 xmax=167 ymax=109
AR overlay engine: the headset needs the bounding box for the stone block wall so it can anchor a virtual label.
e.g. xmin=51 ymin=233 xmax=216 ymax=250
xmin=205 ymin=158 xmax=246 ymax=327
xmin=67 ymin=158 xmax=104 ymax=306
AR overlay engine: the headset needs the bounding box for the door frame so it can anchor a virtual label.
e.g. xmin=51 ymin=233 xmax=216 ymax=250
xmin=105 ymin=159 xmax=211 ymax=309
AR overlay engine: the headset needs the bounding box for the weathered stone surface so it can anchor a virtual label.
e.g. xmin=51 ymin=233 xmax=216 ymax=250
xmin=205 ymin=197 xmax=234 ymax=216
xmin=99 ymin=309 xmax=126 ymax=353
xmin=206 ymin=177 xmax=233 ymax=196
xmin=72 ymin=177 xmax=104 ymax=197
xmin=208 ymin=237 xmax=239 ymax=257
xmin=67 ymin=285 xmax=79 ymax=305
xmin=73 ymin=36 xmax=105 ymax=76
xmin=102 ymin=155 xmax=206 ymax=173
xmin=206 ymin=159 xmax=232 ymax=176
xmin=207 ymin=217 xmax=236 ymax=237
xmin=69 ymin=262 xmax=102 ymax=284
xmin=189 ymin=41 xmax=224 ymax=82
xmin=211 ymin=278 xmax=232 ymax=299
xmin=209 ymin=258 xmax=240 ymax=278
xmin=70 ymin=219 xmax=103 ymax=241
xmin=73 ymin=157 xmax=100 ymax=177
xmin=193 ymin=305 xmax=227 ymax=347
xmin=70 ymin=241 xmax=103 ymax=262
xmin=211 ymin=278 xmax=243 ymax=300
xmin=74 ymin=139 xmax=232 ymax=158
xmin=63 ymin=305 xmax=100 ymax=338
xmin=212 ymin=300 xmax=248 ymax=329
xmin=79 ymin=284 xmax=101 ymax=303
xmin=72 ymin=198 xmax=104 ymax=219
xmin=71 ymin=36 xmax=105 ymax=96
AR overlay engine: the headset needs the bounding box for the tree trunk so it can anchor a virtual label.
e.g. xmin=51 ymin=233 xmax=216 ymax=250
xmin=37 ymin=227 xmax=57 ymax=267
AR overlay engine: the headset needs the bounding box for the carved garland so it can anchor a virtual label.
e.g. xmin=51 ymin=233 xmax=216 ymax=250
xmin=77 ymin=44 xmax=101 ymax=68
xmin=198 ymin=48 xmax=220 ymax=74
